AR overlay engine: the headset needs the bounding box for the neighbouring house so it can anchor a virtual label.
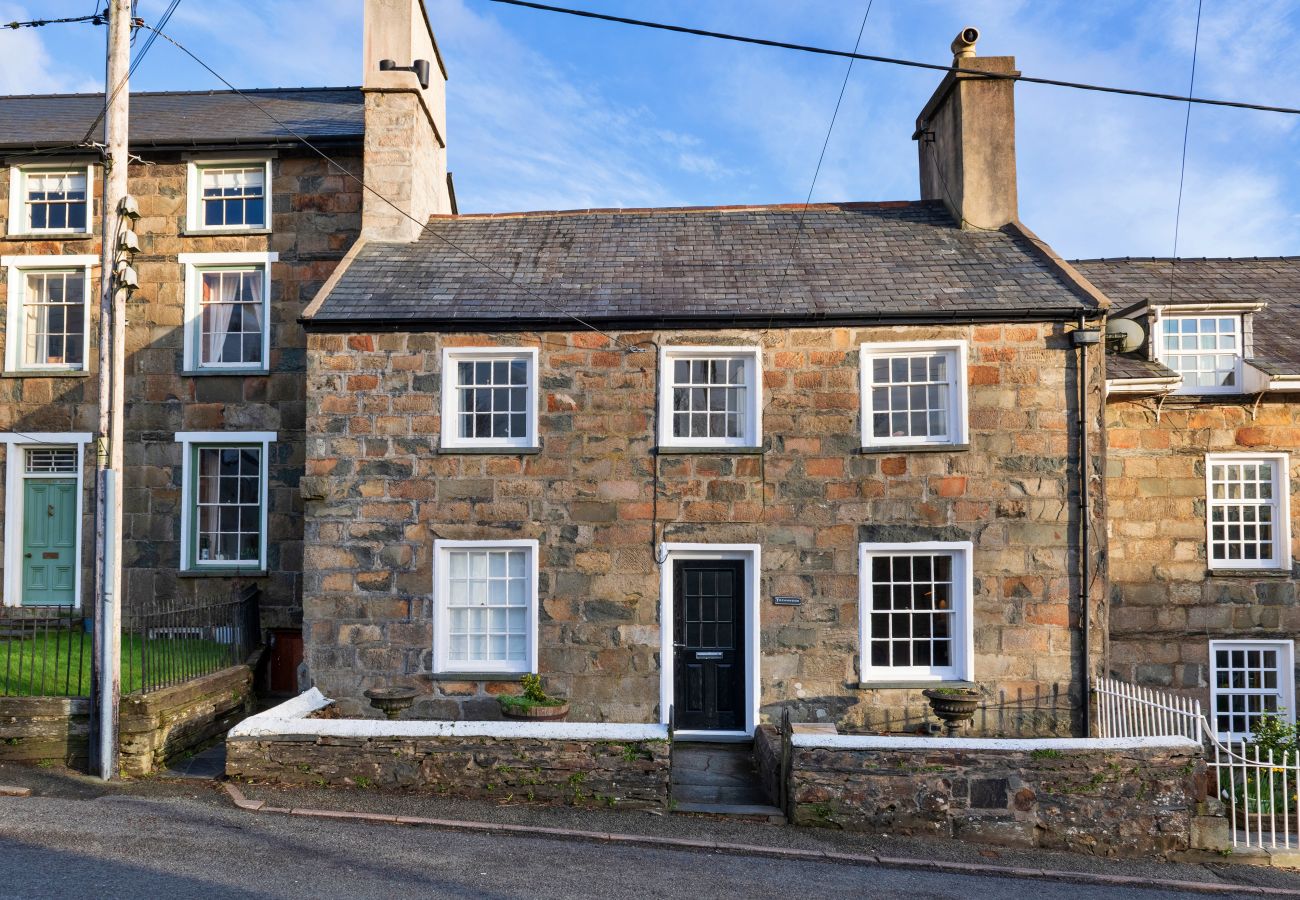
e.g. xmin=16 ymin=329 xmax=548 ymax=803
xmin=0 ymin=0 xmax=453 ymax=646
xmin=297 ymin=17 xmax=1110 ymax=738
xmin=1075 ymin=257 xmax=1300 ymax=742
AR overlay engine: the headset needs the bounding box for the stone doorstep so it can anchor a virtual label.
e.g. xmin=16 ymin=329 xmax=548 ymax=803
xmin=219 ymin=785 xmax=1299 ymax=896
xmin=0 ymin=784 xmax=33 ymax=797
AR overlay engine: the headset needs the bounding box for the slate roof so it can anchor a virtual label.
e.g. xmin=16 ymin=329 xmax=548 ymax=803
xmin=0 ymin=87 xmax=363 ymax=149
xmin=308 ymin=201 xmax=1101 ymax=326
xmin=1072 ymin=258 xmax=1300 ymax=378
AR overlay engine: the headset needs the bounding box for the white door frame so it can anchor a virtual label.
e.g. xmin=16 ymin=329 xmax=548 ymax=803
xmin=1 ymin=433 xmax=92 ymax=608
xmin=659 ymin=542 xmax=761 ymax=741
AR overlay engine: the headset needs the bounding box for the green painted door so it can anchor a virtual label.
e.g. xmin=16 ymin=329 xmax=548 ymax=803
xmin=22 ymin=478 xmax=77 ymax=606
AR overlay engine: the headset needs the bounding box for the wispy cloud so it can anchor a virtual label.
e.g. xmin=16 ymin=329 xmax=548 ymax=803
xmin=0 ymin=4 xmax=99 ymax=94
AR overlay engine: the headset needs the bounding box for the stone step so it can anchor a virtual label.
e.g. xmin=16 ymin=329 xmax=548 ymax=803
xmin=672 ymin=801 xmax=786 ymax=824
xmin=671 ymin=783 xmax=770 ymax=806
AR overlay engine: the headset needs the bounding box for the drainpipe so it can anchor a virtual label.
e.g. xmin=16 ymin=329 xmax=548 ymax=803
xmin=1071 ymin=317 xmax=1101 ymax=737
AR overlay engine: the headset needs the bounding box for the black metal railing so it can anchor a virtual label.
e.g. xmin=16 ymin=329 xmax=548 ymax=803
xmin=121 ymin=585 xmax=261 ymax=695
xmin=0 ymin=605 xmax=90 ymax=698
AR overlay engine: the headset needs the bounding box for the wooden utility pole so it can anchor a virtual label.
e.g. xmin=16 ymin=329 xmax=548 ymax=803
xmin=91 ymin=0 xmax=132 ymax=781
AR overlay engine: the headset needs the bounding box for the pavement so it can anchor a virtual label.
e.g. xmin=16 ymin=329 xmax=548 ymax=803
xmin=3 ymin=761 xmax=1300 ymax=898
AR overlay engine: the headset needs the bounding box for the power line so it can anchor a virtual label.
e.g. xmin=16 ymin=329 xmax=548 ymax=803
xmin=485 ymin=0 xmax=1300 ymax=117
xmin=3 ymin=13 xmax=103 ymax=29
xmin=772 ymin=2 xmax=874 ymax=313
xmin=1170 ymin=0 xmax=1204 ymax=291
xmin=137 ymin=23 xmax=646 ymax=354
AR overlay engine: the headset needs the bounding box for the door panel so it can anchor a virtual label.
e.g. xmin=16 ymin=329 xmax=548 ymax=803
xmin=673 ymin=559 xmax=745 ymax=732
xmin=22 ymin=479 xmax=77 ymax=606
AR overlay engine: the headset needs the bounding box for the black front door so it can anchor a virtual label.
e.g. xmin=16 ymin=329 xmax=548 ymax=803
xmin=673 ymin=559 xmax=745 ymax=732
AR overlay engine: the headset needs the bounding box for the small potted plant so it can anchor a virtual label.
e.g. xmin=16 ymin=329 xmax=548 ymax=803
xmin=499 ymin=673 xmax=570 ymax=721
xmin=922 ymin=686 xmax=982 ymax=736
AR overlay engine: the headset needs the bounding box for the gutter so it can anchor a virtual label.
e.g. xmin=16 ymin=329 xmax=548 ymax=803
xmin=299 ymin=305 xmax=1097 ymax=330
xmin=1105 ymin=376 xmax=1180 ymax=396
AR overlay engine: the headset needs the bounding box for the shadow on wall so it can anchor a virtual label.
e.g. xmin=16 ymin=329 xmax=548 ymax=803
xmin=768 ymin=683 xmax=1071 ymax=737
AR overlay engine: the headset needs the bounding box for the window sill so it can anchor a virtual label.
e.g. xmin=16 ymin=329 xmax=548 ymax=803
xmin=178 ymin=568 xmax=268 ymax=578
xmin=436 ymin=445 xmax=542 ymax=455
xmin=858 ymin=443 xmax=970 ymax=454
xmin=427 ymin=672 xmax=529 ymax=682
xmin=856 ymin=680 xmax=977 ymax=691
xmin=1206 ymin=568 xmax=1292 ymax=578
xmin=182 ymin=369 xmax=270 ymax=377
xmin=1 ymin=369 xmax=91 ymax=378
xmin=656 ymin=445 xmax=764 ymax=455
xmin=181 ymin=228 xmax=272 ymax=238
xmin=3 ymin=232 xmax=95 ymax=241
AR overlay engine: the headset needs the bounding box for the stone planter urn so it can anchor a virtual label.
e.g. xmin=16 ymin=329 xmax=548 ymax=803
xmin=364 ymin=686 xmax=419 ymax=720
xmin=922 ymin=688 xmax=981 ymax=737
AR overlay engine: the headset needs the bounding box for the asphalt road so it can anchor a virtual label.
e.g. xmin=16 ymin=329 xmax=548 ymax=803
xmin=0 ymin=793 xmax=1266 ymax=900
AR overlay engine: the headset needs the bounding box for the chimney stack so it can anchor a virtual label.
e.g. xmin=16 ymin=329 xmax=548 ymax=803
xmin=362 ymin=0 xmax=453 ymax=242
xmin=914 ymin=28 xmax=1019 ymax=230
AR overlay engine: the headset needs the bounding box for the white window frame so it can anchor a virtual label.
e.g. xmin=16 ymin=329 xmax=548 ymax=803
xmin=860 ymin=340 xmax=969 ymax=448
xmin=657 ymin=345 xmax=763 ymax=449
xmin=185 ymin=158 xmax=272 ymax=232
xmin=1204 ymin=452 xmax=1291 ymax=571
xmin=179 ymin=251 xmax=277 ymax=374
xmin=177 ymin=431 xmax=276 ymax=573
xmin=1 ymin=433 xmax=92 ymax=608
xmin=858 ymin=540 xmax=975 ymax=684
xmin=1157 ymin=314 xmax=1245 ymax=396
xmin=7 ymin=164 xmax=94 ymax=236
xmin=1209 ymin=639 xmax=1295 ymax=742
xmin=431 ymin=538 xmax=539 ymax=676
xmin=439 ymin=347 xmax=540 ymax=450
xmin=1 ymin=255 xmax=98 ymax=373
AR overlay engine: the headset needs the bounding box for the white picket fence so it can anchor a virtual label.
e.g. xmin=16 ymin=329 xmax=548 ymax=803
xmin=1093 ymin=677 xmax=1300 ymax=850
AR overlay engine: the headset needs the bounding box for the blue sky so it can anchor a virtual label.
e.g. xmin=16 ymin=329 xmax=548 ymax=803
xmin=4 ymin=0 xmax=1298 ymax=259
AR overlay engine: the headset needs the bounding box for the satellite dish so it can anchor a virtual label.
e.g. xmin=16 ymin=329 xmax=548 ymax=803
xmin=1106 ymin=318 xmax=1145 ymax=353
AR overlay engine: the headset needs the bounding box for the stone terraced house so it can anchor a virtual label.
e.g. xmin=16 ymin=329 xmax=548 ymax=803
xmin=297 ymin=29 xmax=1112 ymax=739
xmin=1075 ymin=258 xmax=1300 ymax=742
xmin=0 ymin=0 xmax=457 ymax=648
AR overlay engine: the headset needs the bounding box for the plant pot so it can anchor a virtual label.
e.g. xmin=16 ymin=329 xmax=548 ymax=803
xmin=922 ymin=688 xmax=981 ymax=737
xmin=364 ymin=686 xmax=419 ymax=720
xmin=500 ymin=700 xmax=570 ymax=721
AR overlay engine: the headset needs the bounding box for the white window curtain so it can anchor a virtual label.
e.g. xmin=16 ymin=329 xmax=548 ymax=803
xmin=200 ymin=269 xmax=263 ymax=365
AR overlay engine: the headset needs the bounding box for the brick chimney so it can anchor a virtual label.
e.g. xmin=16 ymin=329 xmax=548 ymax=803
xmin=914 ymin=28 xmax=1019 ymax=230
xmin=362 ymin=0 xmax=453 ymax=241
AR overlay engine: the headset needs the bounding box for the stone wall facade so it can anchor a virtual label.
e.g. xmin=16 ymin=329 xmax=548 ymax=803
xmin=226 ymin=731 xmax=670 ymax=807
xmin=0 ymin=150 xmax=362 ymax=628
xmin=0 ymin=696 xmax=90 ymax=766
xmin=779 ymin=732 xmax=1205 ymax=858
xmin=301 ymin=321 xmax=1106 ymax=734
xmin=1106 ymin=395 xmax=1300 ymax=709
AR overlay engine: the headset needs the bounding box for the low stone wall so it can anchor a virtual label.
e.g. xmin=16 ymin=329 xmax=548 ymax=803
xmin=784 ymin=733 xmax=1206 ymax=858
xmin=118 ymin=663 xmax=256 ymax=777
xmin=1 ymin=659 xmax=256 ymax=775
xmin=226 ymin=689 xmax=671 ymax=808
xmin=0 ymin=697 xmax=90 ymax=766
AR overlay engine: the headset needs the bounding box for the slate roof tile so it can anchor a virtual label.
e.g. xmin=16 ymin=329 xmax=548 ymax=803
xmin=0 ymin=87 xmax=363 ymax=148
xmin=1072 ymin=258 xmax=1300 ymax=376
xmin=310 ymin=202 xmax=1099 ymax=325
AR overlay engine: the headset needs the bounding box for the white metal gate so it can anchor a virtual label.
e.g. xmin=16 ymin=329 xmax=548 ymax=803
xmin=1093 ymin=676 xmax=1300 ymax=850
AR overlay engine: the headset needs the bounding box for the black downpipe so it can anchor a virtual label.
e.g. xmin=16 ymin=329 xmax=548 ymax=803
xmin=1074 ymin=314 xmax=1094 ymax=737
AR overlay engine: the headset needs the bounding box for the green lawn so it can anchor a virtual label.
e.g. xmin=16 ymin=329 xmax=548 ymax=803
xmin=1 ymin=632 xmax=233 ymax=697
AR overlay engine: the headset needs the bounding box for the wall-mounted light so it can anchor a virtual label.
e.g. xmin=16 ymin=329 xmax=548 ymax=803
xmin=379 ymin=58 xmax=431 ymax=90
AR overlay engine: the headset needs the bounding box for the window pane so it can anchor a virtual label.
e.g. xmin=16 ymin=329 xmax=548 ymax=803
xmin=444 ymin=546 xmax=531 ymax=665
xmin=25 ymin=170 xmax=88 ymax=232
xmin=199 ymin=268 xmax=265 ymax=366
xmin=1212 ymin=642 xmax=1290 ymax=740
xmin=1163 ymin=316 xmax=1240 ymax=392
xmin=1208 ymin=458 xmax=1280 ymax=566
xmin=21 ymin=270 xmax=86 ymax=367
xmin=453 ymin=355 xmax=532 ymax=441
xmin=667 ymin=354 xmax=750 ymax=440
xmin=193 ymin=445 xmax=262 ymax=564
xmin=866 ymin=350 xmax=954 ymax=441
xmin=199 ymin=165 xmax=266 ymax=227
xmin=866 ymin=552 xmax=960 ymax=676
